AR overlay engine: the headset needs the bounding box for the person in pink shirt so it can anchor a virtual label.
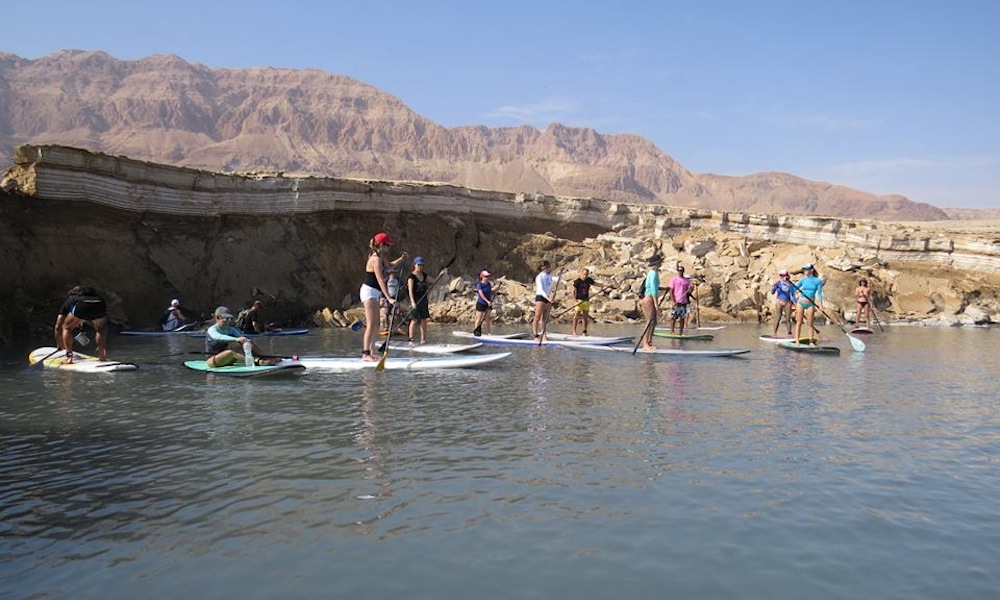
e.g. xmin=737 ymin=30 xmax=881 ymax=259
xmin=667 ymin=264 xmax=693 ymax=335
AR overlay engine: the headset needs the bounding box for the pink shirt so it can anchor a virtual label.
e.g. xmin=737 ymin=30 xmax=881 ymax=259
xmin=668 ymin=275 xmax=691 ymax=303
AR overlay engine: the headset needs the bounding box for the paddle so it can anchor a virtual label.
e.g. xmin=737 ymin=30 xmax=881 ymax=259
xmin=549 ymin=278 xmax=621 ymax=322
xmin=788 ymin=280 xmax=865 ymax=352
xmin=632 ymin=288 xmax=670 ymax=355
xmin=538 ymin=267 xmax=565 ymax=345
xmin=375 ymin=301 xmax=399 ymax=372
xmin=871 ymin=305 xmax=885 ymax=332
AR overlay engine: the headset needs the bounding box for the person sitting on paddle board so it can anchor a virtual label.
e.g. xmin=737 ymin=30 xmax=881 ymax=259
xmin=205 ymin=306 xmax=278 ymax=367
xmin=473 ymin=270 xmax=495 ymax=337
xmin=640 ymin=255 xmax=664 ymax=350
xmin=793 ymin=263 xmax=824 ymax=345
xmin=406 ymin=257 xmax=446 ymax=344
xmin=57 ymin=285 xmax=109 ymax=363
xmin=769 ymin=269 xmax=797 ymax=337
xmin=854 ymin=278 xmax=873 ymax=330
xmin=667 ymin=264 xmax=693 ymax=336
xmin=160 ymin=298 xmax=194 ymax=331
xmin=235 ymin=300 xmax=265 ymax=334
xmin=571 ymin=268 xmax=599 ymax=336
xmin=532 ymin=261 xmax=559 ymax=341
xmin=361 ymin=232 xmax=407 ymax=361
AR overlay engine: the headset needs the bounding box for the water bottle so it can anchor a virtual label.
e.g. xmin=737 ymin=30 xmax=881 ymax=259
xmin=243 ymin=341 xmax=254 ymax=368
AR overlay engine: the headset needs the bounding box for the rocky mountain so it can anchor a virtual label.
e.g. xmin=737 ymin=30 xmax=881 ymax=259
xmin=0 ymin=50 xmax=948 ymax=221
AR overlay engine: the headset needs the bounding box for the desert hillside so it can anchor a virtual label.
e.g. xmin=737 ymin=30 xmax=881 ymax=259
xmin=0 ymin=50 xmax=948 ymax=221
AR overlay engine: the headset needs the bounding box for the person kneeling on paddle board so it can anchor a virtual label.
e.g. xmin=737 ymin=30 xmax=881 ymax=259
xmin=793 ymin=264 xmax=824 ymax=345
xmin=206 ymin=306 xmax=278 ymax=367
xmin=160 ymin=298 xmax=194 ymax=331
xmin=57 ymin=285 xmax=109 ymax=362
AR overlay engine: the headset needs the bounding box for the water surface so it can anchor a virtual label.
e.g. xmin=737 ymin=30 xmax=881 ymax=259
xmin=2 ymin=325 xmax=998 ymax=599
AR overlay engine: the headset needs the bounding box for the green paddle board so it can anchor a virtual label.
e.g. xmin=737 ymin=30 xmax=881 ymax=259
xmin=184 ymin=359 xmax=305 ymax=377
xmin=777 ymin=341 xmax=841 ymax=355
xmin=652 ymin=331 xmax=714 ymax=341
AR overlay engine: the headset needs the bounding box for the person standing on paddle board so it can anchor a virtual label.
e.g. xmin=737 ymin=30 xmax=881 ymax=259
xmin=406 ymin=257 xmax=446 ymax=344
xmin=854 ymin=278 xmax=873 ymax=330
xmin=360 ymin=232 xmax=407 ymax=361
xmin=57 ymin=285 xmax=109 ymax=362
xmin=640 ymin=255 xmax=664 ymax=350
xmin=473 ymin=270 xmax=495 ymax=337
xmin=532 ymin=261 xmax=559 ymax=341
xmin=793 ymin=263 xmax=824 ymax=345
xmin=205 ymin=306 xmax=278 ymax=367
xmin=571 ymin=268 xmax=599 ymax=336
xmin=769 ymin=269 xmax=797 ymax=337
xmin=667 ymin=264 xmax=693 ymax=335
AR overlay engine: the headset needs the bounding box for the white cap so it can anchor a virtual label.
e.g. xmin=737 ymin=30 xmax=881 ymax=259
xmin=171 ymin=298 xmax=180 ymax=306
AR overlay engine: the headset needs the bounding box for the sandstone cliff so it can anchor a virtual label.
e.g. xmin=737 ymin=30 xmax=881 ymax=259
xmin=0 ymin=50 xmax=947 ymax=221
xmin=1 ymin=145 xmax=997 ymax=345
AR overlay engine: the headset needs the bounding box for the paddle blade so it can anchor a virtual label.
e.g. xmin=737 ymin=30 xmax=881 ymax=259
xmin=847 ymin=333 xmax=866 ymax=352
xmin=375 ymin=350 xmax=388 ymax=372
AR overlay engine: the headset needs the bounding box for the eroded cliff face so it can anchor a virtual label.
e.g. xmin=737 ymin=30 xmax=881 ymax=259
xmin=1 ymin=145 xmax=997 ymax=344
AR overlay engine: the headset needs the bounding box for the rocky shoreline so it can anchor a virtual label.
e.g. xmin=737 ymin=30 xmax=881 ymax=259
xmin=1 ymin=144 xmax=998 ymax=344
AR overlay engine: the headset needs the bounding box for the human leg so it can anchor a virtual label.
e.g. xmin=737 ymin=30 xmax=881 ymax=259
xmin=92 ymin=317 xmax=108 ymax=360
xmin=793 ymin=304 xmax=804 ymax=342
xmin=532 ymin=301 xmax=544 ymax=337
xmin=362 ymin=298 xmax=380 ymax=359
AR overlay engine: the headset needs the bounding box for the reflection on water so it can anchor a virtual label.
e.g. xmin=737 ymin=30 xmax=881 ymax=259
xmin=1 ymin=325 xmax=999 ymax=599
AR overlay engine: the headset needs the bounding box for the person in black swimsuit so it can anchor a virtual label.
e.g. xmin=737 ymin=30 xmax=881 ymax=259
xmin=57 ymin=285 xmax=109 ymax=362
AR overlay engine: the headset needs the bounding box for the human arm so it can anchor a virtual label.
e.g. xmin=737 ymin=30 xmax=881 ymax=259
xmin=387 ymin=252 xmax=408 ymax=267
xmin=408 ymin=275 xmax=417 ymax=306
xmin=369 ymin=255 xmax=396 ymax=304
xmin=207 ymin=324 xmax=247 ymax=345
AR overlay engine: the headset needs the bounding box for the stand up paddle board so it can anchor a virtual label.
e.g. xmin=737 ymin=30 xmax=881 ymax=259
xmin=183 ymin=358 xmax=306 ymax=377
xmin=564 ymin=344 xmax=750 ymax=357
xmin=759 ymin=335 xmax=819 ymax=344
xmin=777 ymin=341 xmax=841 ymax=355
xmin=188 ymin=328 xmax=310 ymax=338
xmin=28 ymin=347 xmax=139 ymax=372
xmin=543 ymin=332 xmax=634 ymax=344
xmin=386 ymin=342 xmax=484 ymax=354
xmin=849 ymin=326 xmax=874 ymax=335
xmin=652 ymin=331 xmax=714 ymax=341
xmin=297 ymin=352 xmax=510 ymax=371
xmin=452 ymin=331 xmax=630 ymax=347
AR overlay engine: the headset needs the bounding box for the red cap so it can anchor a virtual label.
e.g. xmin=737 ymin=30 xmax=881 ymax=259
xmin=373 ymin=232 xmax=394 ymax=246
xmin=480 ymin=270 xmax=491 ymax=278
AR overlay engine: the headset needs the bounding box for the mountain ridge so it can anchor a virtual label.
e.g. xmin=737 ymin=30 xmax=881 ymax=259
xmin=0 ymin=49 xmax=948 ymax=220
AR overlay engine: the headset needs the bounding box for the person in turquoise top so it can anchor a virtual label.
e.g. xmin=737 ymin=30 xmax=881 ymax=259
xmin=205 ymin=306 xmax=279 ymax=367
xmin=640 ymin=254 xmax=664 ymax=350
xmin=793 ymin=263 xmax=824 ymax=344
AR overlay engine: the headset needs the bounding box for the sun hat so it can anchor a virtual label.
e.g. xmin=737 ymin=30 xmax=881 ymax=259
xmin=778 ymin=269 xmax=788 ymax=276
xmin=373 ymin=232 xmax=394 ymax=246
xmin=214 ymin=306 xmax=234 ymax=319
xmin=413 ymin=256 xmax=425 ymax=265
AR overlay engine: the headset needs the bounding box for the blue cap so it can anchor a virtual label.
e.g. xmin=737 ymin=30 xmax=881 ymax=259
xmin=413 ymin=256 xmax=425 ymax=265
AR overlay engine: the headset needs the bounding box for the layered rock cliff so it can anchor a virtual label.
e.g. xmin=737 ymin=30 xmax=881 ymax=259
xmin=1 ymin=145 xmax=997 ymax=344
xmin=0 ymin=50 xmax=948 ymax=221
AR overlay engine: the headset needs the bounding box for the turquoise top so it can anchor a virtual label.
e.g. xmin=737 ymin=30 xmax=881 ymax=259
xmin=644 ymin=269 xmax=660 ymax=298
xmin=796 ymin=275 xmax=824 ymax=306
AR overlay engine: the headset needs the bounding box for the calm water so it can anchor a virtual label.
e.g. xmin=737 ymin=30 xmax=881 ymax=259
xmin=1 ymin=325 xmax=998 ymax=599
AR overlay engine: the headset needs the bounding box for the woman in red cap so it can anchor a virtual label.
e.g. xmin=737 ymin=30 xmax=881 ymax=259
xmin=361 ymin=232 xmax=407 ymax=360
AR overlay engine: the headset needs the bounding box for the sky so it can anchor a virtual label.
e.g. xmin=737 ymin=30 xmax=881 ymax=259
xmin=5 ymin=0 xmax=1000 ymax=209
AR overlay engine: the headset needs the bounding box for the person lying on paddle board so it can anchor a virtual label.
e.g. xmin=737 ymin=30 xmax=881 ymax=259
xmin=532 ymin=261 xmax=560 ymax=341
xmin=640 ymin=254 xmax=665 ymax=350
xmin=854 ymin=278 xmax=873 ymax=330
xmin=406 ymin=257 xmax=446 ymax=344
xmin=160 ymin=298 xmax=195 ymax=331
xmin=361 ymin=232 xmax=407 ymax=361
xmin=205 ymin=306 xmax=278 ymax=367
xmin=571 ymin=268 xmax=603 ymax=336
xmin=473 ymin=270 xmax=495 ymax=337
xmin=56 ymin=285 xmax=109 ymax=362
xmin=667 ymin=264 xmax=693 ymax=336
xmin=769 ymin=269 xmax=797 ymax=337
xmin=793 ymin=263 xmax=824 ymax=345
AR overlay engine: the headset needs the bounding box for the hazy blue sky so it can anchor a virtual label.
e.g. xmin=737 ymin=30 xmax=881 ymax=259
xmin=6 ymin=0 xmax=999 ymax=208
